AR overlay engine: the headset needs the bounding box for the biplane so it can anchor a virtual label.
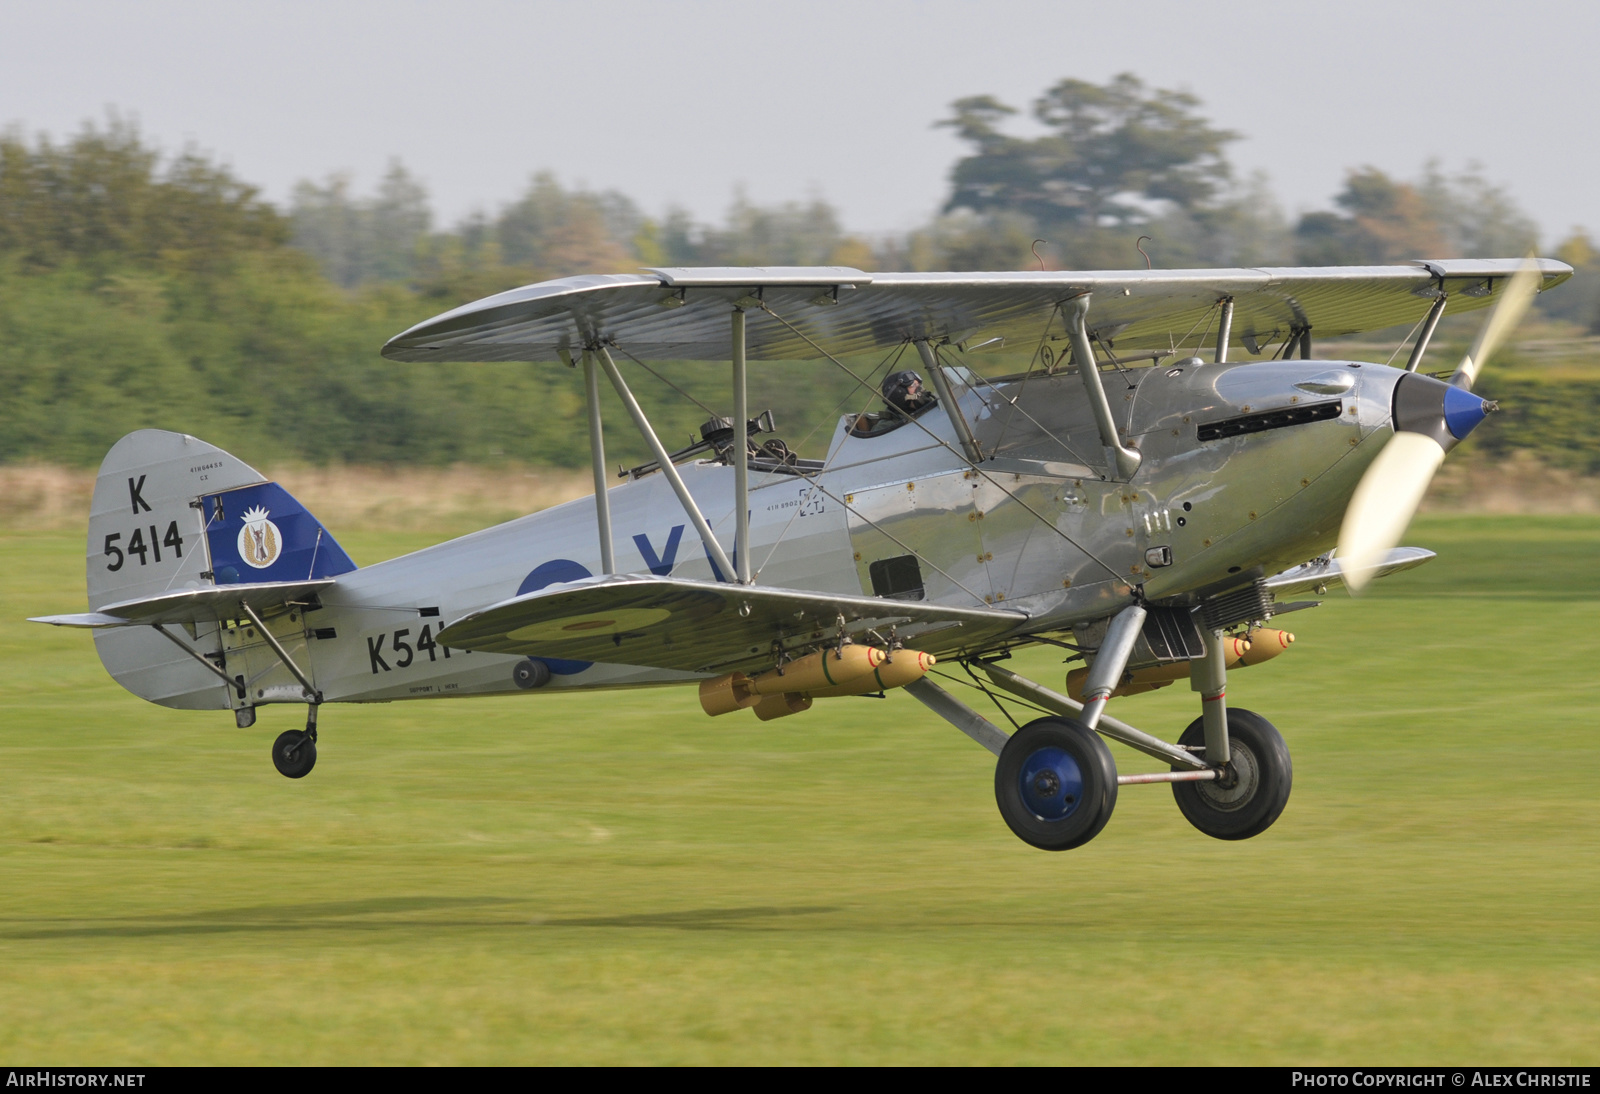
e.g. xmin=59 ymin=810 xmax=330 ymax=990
xmin=33 ymin=257 xmax=1570 ymax=850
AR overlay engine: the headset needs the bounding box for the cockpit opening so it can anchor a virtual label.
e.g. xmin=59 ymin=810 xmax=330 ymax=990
xmin=848 ymin=369 xmax=941 ymax=438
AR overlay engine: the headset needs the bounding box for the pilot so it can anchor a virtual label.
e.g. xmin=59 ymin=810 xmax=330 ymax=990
xmin=881 ymin=369 xmax=936 ymax=416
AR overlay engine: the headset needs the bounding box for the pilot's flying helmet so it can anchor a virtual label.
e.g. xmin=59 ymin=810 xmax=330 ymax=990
xmin=882 ymin=369 xmax=931 ymax=414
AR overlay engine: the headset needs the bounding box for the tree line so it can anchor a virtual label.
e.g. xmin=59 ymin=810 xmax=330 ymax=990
xmin=1 ymin=84 xmax=1596 ymax=474
xmin=283 ymin=73 xmax=1598 ymax=330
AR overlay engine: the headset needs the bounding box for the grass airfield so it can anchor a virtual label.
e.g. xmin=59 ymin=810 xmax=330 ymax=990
xmin=1 ymin=515 xmax=1597 ymax=1065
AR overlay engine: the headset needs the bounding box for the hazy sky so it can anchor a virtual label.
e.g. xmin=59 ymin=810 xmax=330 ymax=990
xmin=3 ymin=0 xmax=1595 ymax=243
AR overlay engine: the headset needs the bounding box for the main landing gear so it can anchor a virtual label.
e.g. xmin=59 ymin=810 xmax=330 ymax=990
xmin=1170 ymin=709 xmax=1292 ymax=840
xmin=907 ymin=603 xmax=1294 ymax=851
xmin=270 ymin=703 xmax=320 ymax=779
xmin=989 ymin=709 xmax=1292 ymax=850
xmin=994 ymin=717 xmax=1118 ymax=851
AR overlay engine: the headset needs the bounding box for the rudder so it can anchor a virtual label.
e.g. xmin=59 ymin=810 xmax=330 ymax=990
xmin=203 ymin=481 xmax=356 ymax=585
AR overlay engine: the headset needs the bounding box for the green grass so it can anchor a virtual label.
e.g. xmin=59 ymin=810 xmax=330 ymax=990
xmin=2 ymin=517 xmax=1598 ymax=1064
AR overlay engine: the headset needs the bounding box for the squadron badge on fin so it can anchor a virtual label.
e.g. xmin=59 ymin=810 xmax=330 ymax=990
xmin=238 ymin=506 xmax=283 ymax=569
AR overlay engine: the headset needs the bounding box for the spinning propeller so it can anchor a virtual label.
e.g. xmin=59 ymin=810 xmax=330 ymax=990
xmin=1337 ymin=259 xmax=1542 ymax=590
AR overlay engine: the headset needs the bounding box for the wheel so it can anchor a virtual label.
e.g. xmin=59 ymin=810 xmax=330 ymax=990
xmin=272 ymin=729 xmax=317 ymax=779
xmin=512 ymin=659 xmax=552 ymax=689
xmin=1171 ymin=708 xmax=1291 ymax=840
xmin=994 ymin=717 xmax=1118 ymax=851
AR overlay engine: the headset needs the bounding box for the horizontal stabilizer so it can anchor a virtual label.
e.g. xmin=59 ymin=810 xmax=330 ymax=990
xmin=31 ymin=579 xmax=336 ymax=628
xmin=1265 ymin=547 xmax=1435 ymax=599
xmin=30 ymin=612 xmax=131 ymax=629
xmin=438 ymin=573 xmax=1025 ymax=674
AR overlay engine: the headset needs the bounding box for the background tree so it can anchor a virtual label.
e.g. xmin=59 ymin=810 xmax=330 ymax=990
xmin=0 ymin=106 xmax=1590 ymax=473
xmin=647 ymin=191 xmax=862 ymax=268
xmin=0 ymin=114 xmax=285 ymax=273
xmin=934 ymin=74 xmax=1258 ymax=269
xmin=1294 ymin=167 xmax=1446 ymax=265
xmin=942 ymin=76 xmax=1236 ymax=231
xmin=0 ymin=124 xmax=872 ymax=470
xmin=491 ymin=172 xmax=639 ymax=276
xmin=1293 ymin=163 xmax=1540 ymax=266
xmin=1536 ymin=230 xmax=1600 ymax=332
xmin=290 ymin=160 xmax=432 ymax=288
xmin=1419 ymin=162 xmax=1540 ymax=258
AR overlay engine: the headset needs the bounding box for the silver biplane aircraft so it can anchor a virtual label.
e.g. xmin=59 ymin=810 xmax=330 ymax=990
xmin=33 ymin=257 xmax=1569 ymax=850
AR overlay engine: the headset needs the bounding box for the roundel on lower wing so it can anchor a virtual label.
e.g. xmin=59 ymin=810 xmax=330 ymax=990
xmin=507 ymin=607 xmax=672 ymax=644
xmin=516 ymin=559 xmax=596 ymax=675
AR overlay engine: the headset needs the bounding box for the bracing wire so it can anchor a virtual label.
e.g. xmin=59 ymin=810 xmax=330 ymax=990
xmin=991 ymin=302 xmax=1063 ymax=453
xmin=1093 ymin=333 xmax=1138 ymax=388
xmin=751 ymin=340 xmax=910 ymax=485
xmin=749 ymin=343 xmax=912 ymax=578
xmin=960 ymin=661 xmax=1022 ymax=729
xmin=1383 ymin=308 xmax=1434 ymax=368
xmin=760 ymin=302 xmax=1123 ymax=580
xmin=160 ymin=504 xmax=223 ymax=595
xmin=1170 ymin=302 xmax=1218 ymax=361
xmin=604 ymin=332 xmax=929 ymax=590
xmin=797 ymin=478 xmax=995 ymax=608
xmin=613 ymin=335 xmax=904 ymax=579
xmin=930 ymin=664 xmax=1056 ymax=726
xmin=1186 ymin=302 xmax=1218 ymax=359
xmin=613 ymin=344 xmax=721 ymax=419
xmin=933 ymin=346 xmax=1099 ymax=468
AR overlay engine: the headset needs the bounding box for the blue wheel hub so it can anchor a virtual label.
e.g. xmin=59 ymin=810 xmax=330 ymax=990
xmin=1019 ymin=747 xmax=1083 ymax=821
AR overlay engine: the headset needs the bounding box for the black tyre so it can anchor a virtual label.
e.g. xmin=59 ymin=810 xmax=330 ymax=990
xmin=513 ymin=659 xmax=552 ymax=690
xmin=994 ymin=717 xmax=1118 ymax=851
xmin=1171 ymin=708 xmax=1291 ymax=840
xmin=272 ymin=729 xmax=317 ymax=779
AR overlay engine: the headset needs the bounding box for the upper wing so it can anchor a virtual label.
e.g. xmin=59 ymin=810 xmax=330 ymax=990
xmin=381 ymin=260 xmax=1573 ymax=364
xmin=30 ymin=579 xmax=336 ymax=628
xmin=437 ymin=573 xmax=1026 ymax=674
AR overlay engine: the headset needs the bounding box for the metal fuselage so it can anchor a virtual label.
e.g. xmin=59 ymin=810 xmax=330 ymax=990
xmin=103 ymin=357 xmax=1400 ymax=713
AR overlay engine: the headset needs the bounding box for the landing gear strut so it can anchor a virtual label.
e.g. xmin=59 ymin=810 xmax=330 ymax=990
xmin=912 ymin=635 xmax=1293 ymax=848
xmin=271 ymin=703 xmax=319 ymax=779
xmin=1172 ymin=627 xmax=1292 ymax=839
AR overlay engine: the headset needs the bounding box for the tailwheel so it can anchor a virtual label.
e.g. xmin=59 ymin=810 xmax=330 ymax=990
xmin=271 ymin=729 xmax=317 ymax=779
xmin=1171 ymin=708 xmax=1291 ymax=840
xmin=994 ymin=717 xmax=1118 ymax=851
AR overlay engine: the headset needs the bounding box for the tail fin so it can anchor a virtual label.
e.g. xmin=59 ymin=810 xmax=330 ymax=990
xmin=83 ymin=429 xmax=354 ymax=710
xmin=88 ymin=429 xmax=354 ymax=610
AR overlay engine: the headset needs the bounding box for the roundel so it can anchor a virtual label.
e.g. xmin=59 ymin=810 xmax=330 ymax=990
xmin=516 ymin=559 xmax=595 ymax=675
xmin=238 ymin=506 xmax=284 ymax=569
